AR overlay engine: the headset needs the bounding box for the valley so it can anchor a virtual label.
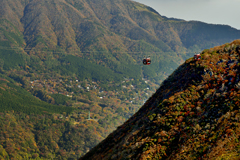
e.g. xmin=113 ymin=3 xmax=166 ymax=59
xmin=1 ymin=0 xmax=240 ymax=159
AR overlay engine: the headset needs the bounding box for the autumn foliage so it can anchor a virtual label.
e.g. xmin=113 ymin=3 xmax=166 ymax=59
xmin=80 ymin=40 xmax=240 ymax=160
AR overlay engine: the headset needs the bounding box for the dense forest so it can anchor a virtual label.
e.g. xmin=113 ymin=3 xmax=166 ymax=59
xmin=0 ymin=61 xmax=157 ymax=159
xmin=1 ymin=0 xmax=240 ymax=84
xmin=0 ymin=111 xmax=100 ymax=159
xmin=1 ymin=0 xmax=240 ymax=159
xmin=80 ymin=40 xmax=240 ymax=160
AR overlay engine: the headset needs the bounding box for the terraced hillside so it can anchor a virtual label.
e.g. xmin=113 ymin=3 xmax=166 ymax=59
xmin=80 ymin=40 xmax=240 ymax=160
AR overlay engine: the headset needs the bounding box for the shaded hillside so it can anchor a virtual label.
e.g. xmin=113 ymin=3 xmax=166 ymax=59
xmin=0 ymin=73 xmax=73 ymax=114
xmin=1 ymin=0 xmax=240 ymax=83
xmin=80 ymin=40 xmax=240 ymax=160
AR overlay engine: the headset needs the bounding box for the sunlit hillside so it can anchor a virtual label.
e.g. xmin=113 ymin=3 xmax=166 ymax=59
xmin=1 ymin=0 xmax=240 ymax=159
xmin=80 ymin=40 xmax=240 ymax=160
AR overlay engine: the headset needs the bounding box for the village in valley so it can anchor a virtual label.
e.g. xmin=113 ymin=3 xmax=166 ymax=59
xmin=15 ymin=71 xmax=159 ymax=128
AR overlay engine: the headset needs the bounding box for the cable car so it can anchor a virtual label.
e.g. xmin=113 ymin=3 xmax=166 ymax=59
xmin=194 ymin=53 xmax=201 ymax=61
xmin=143 ymin=56 xmax=151 ymax=65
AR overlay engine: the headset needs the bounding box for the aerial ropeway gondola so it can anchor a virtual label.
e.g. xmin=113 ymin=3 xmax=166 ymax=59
xmin=143 ymin=56 xmax=151 ymax=65
xmin=194 ymin=53 xmax=201 ymax=61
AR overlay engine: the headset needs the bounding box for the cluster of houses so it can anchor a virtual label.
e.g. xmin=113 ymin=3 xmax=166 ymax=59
xmin=28 ymin=77 xmax=153 ymax=104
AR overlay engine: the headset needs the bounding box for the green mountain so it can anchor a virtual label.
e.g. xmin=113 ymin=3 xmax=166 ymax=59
xmin=1 ymin=0 xmax=240 ymax=159
xmin=1 ymin=0 xmax=240 ymax=84
xmin=0 ymin=73 xmax=73 ymax=114
xmin=80 ymin=40 xmax=240 ymax=160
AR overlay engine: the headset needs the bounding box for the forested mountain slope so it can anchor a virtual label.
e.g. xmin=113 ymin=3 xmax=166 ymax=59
xmin=0 ymin=73 xmax=73 ymax=114
xmin=1 ymin=0 xmax=240 ymax=159
xmin=1 ymin=0 xmax=240 ymax=83
xmin=80 ymin=40 xmax=240 ymax=160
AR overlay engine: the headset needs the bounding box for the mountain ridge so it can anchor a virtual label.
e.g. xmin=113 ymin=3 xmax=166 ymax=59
xmin=1 ymin=0 xmax=240 ymax=159
xmin=80 ymin=40 xmax=240 ymax=159
xmin=1 ymin=0 xmax=240 ymax=84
